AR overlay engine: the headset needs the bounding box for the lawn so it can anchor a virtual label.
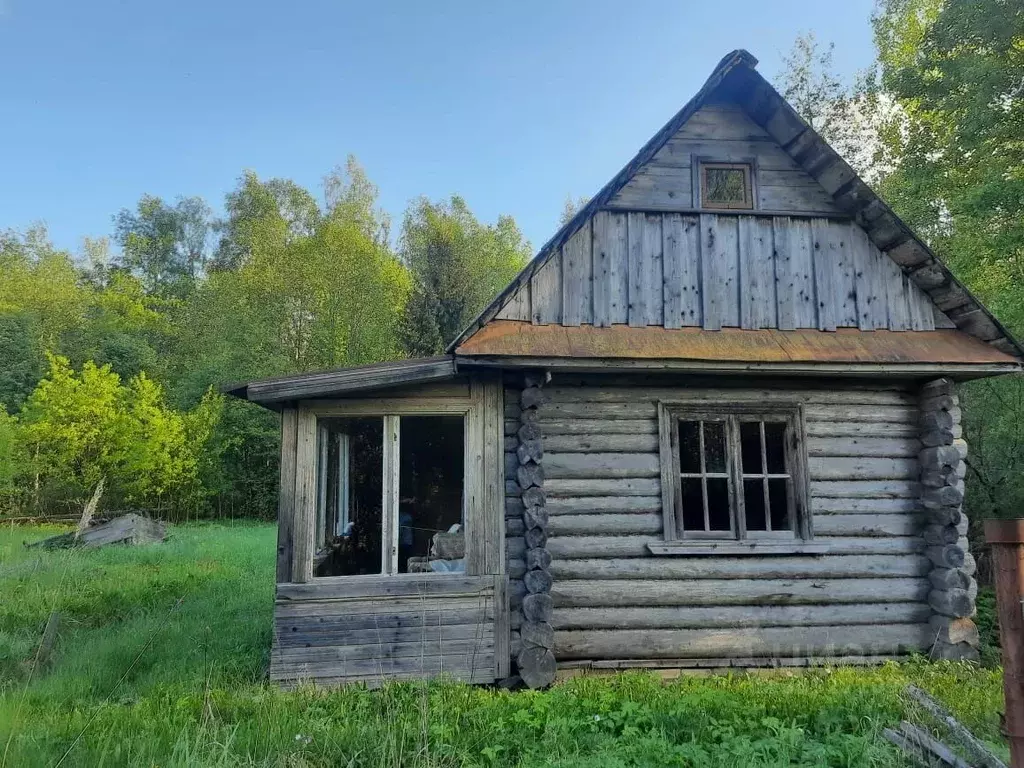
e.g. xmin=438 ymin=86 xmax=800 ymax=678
xmin=0 ymin=522 xmax=1008 ymax=767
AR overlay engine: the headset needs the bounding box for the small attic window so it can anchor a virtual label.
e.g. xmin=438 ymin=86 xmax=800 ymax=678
xmin=700 ymin=162 xmax=753 ymax=210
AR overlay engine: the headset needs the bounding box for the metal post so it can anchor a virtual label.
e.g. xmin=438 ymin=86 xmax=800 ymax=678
xmin=985 ymin=519 xmax=1024 ymax=768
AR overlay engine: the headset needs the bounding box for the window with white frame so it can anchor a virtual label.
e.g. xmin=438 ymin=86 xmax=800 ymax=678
xmin=658 ymin=404 xmax=810 ymax=543
xmin=313 ymin=414 xmax=465 ymax=577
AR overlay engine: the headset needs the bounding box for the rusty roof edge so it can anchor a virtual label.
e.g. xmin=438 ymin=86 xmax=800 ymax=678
xmin=444 ymin=49 xmax=759 ymax=354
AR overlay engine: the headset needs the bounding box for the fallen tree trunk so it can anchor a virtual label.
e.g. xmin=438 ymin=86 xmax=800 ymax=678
xmin=28 ymin=514 xmax=166 ymax=550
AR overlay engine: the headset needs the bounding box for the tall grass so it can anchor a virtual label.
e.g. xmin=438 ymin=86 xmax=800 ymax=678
xmin=0 ymin=523 xmax=1007 ymax=767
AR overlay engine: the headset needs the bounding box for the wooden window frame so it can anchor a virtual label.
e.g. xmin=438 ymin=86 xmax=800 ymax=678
xmin=653 ymin=401 xmax=822 ymax=556
xmin=299 ymin=398 xmax=476 ymax=582
xmin=693 ymin=157 xmax=757 ymax=211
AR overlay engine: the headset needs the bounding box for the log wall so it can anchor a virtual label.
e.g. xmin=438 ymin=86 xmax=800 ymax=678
xmin=505 ymin=376 xmax=933 ymax=667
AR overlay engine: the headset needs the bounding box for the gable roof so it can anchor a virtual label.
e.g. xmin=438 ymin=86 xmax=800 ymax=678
xmin=447 ymin=49 xmax=1024 ymax=360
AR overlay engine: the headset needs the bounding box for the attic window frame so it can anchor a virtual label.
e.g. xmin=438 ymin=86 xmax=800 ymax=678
xmin=693 ymin=156 xmax=757 ymax=211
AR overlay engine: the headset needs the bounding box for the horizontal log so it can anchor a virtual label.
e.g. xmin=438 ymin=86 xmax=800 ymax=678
xmin=541 ymin=419 xmax=658 ymax=435
xmin=276 ymin=607 xmax=493 ymax=634
xmin=929 ymin=588 xmax=974 ymax=618
xmin=551 ymin=603 xmax=932 ymax=630
xmin=543 ymin=535 xmax=925 ymax=559
xmin=813 ymin=514 xmax=921 ymax=537
xmin=803 ymin=405 xmax=916 ymax=424
xmin=549 ymin=555 xmax=930 ymax=581
xmin=806 ymin=437 xmax=921 ymax=459
xmin=270 ymin=652 xmax=495 ymax=683
xmin=275 ymin=620 xmax=492 ymax=650
xmin=541 ymin=402 xmax=657 ymax=420
xmin=806 ymin=421 xmax=918 ymax=438
xmin=275 ymin=594 xmax=491 ymax=620
xmin=541 ymin=387 xmax=915 ymax=407
xmin=809 ymin=456 xmax=918 ymax=481
xmin=554 ymin=624 xmax=930 ymax=659
xmin=811 ymin=497 xmax=921 ymax=515
xmin=546 ymin=478 xmax=660 ymax=497
xmin=544 ymin=452 xmax=660 ymax=479
xmin=547 ymin=513 xmax=663 ymax=536
xmin=544 ymin=434 xmax=660 ymax=453
xmin=551 ymin=578 xmax=930 ymax=607
xmin=273 ymin=636 xmax=492 ymax=666
xmin=546 ymin=496 xmax=663 ymax=515
xmin=277 ymin=575 xmax=495 ymax=602
xmin=810 ymin=480 xmax=920 ymax=499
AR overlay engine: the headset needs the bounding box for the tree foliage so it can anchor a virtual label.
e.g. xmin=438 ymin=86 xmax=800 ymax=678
xmin=0 ymin=158 xmax=522 ymax=519
xmin=399 ymin=196 xmax=530 ymax=356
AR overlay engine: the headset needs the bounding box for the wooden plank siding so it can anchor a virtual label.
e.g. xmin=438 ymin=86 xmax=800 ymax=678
xmin=502 ymin=378 xmax=931 ymax=664
xmin=607 ymin=104 xmax=841 ymax=215
xmin=271 ymin=574 xmax=501 ymax=686
xmin=516 ymin=213 xmax=938 ymax=333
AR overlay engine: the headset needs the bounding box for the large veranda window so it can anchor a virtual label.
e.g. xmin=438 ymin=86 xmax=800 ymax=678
xmin=657 ymin=403 xmax=812 ymax=546
xmin=313 ymin=414 xmax=465 ymax=578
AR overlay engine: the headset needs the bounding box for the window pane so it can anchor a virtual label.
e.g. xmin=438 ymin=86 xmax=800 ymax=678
xmin=704 ymin=421 xmax=727 ymax=473
xmin=399 ymin=415 xmax=465 ymax=574
xmin=680 ymin=478 xmax=704 ymax=532
xmin=744 ymin=479 xmax=767 ymax=531
xmin=705 ymin=167 xmax=747 ymax=204
xmin=740 ymin=422 xmax=762 ymax=474
xmin=769 ymin=479 xmax=790 ymax=532
xmin=765 ymin=422 xmax=788 ymax=474
xmin=678 ymin=420 xmax=700 ymax=473
xmin=706 ymin=478 xmax=731 ymax=531
xmin=315 ymin=417 xmax=383 ymax=577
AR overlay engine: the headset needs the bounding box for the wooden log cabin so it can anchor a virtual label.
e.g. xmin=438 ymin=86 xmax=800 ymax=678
xmin=228 ymin=50 xmax=1023 ymax=689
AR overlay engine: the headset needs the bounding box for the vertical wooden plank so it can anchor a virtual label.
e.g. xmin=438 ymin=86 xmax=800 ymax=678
xmin=496 ymin=283 xmax=531 ymax=321
xmin=493 ymin=574 xmax=510 ymax=678
xmin=644 ymin=214 xmax=664 ymax=325
xmin=738 ymin=216 xmax=776 ymax=329
xmin=830 ymin=221 xmax=858 ymax=327
xmin=606 ymin=212 xmax=629 ymax=324
xmin=464 ymin=380 xmax=485 ymax=575
xmin=592 ymin=212 xmax=611 ymax=327
xmin=773 ymin=218 xmax=796 ymax=330
xmin=657 ymin=402 xmax=677 ymax=541
xmin=907 ymin=279 xmax=936 ymax=331
xmin=482 ymin=379 xmax=504 ymax=575
xmin=627 ymin=212 xmax=646 ymax=327
xmin=592 ymin=212 xmax=628 ymax=326
xmin=382 ymin=414 xmax=401 ymax=575
xmin=529 ymin=254 xmax=562 ymax=325
xmin=774 ymin=217 xmax=817 ymax=329
xmin=789 ymin=218 xmax=817 ymax=328
xmin=561 ymin=220 xmax=592 ymax=326
xmin=852 ymin=225 xmax=888 ymax=330
xmin=680 ymin=216 xmax=702 ymax=327
xmin=884 ymin=257 xmax=911 ymax=330
xmin=810 ymin=219 xmax=837 ymax=331
xmin=276 ymin=407 xmax=298 ymax=584
xmin=701 ymin=214 xmax=739 ymax=330
xmin=291 ymin=406 xmax=318 ymax=583
xmin=662 ymin=214 xmax=683 ymax=329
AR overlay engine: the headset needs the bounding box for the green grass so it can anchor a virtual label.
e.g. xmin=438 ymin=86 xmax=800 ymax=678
xmin=0 ymin=523 xmax=1009 ymax=767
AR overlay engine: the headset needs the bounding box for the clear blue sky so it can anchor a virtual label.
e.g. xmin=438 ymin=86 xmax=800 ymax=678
xmin=0 ymin=0 xmax=876 ymax=256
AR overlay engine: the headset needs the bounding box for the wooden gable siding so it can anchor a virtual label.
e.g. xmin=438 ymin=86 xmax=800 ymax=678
xmin=607 ymin=104 xmax=841 ymax=215
xmin=503 ymin=379 xmax=932 ymax=664
xmin=496 ymin=213 xmax=947 ymax=332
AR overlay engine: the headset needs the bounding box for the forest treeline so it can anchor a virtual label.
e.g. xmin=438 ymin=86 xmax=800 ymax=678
xmin=0 ymin=160 xmax=530 ymax=518
xmin=1 ymin=0 xmax=1022 ymax=524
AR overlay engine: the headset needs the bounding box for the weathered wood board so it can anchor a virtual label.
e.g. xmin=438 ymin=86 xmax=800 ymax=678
xmin=504 ymin=213 xmax=938 ymax=333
